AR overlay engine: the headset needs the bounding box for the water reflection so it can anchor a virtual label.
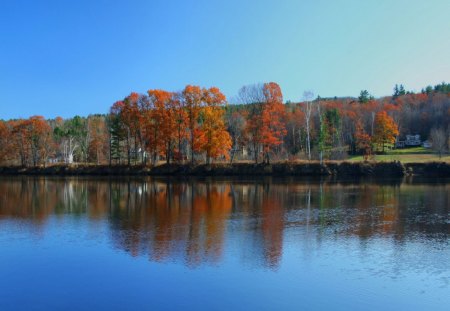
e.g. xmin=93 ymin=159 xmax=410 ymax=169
xmin=0 ymin=177 xmax=449 ymax=269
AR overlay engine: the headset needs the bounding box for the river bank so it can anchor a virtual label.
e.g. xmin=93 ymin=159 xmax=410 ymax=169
xmin=1 ymin=161 xmax=450 ymax=178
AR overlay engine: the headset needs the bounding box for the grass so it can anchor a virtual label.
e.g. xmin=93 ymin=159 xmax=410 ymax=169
xmin=347 ymin=147 xmax=450 ymax=163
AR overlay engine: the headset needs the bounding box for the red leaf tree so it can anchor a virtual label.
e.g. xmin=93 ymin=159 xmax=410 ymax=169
xmin=260 ymin=82 xmax=287 ymax=164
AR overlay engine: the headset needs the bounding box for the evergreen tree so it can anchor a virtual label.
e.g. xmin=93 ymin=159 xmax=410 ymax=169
xmin=393 ymin=84 xmax=399 ymax=97
xmin=434 ymin=82 xmax=450 ymax=93
xmin=358 ymin=90 xmax=372 ymax=104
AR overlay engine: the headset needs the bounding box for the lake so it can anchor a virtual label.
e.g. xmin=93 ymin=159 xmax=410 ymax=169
xmin=0 ymin=176 xmax=449 ymax=310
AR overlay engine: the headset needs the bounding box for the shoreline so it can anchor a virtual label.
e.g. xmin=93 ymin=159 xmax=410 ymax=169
xmin=1 ymin=162 xmax=449 ymax=178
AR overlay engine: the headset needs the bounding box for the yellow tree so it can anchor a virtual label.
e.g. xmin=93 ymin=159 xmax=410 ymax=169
xmin=196 ymin=87 xmax=231 ymax=164
xmin=197 ymin=106 xmax=232 ymax=164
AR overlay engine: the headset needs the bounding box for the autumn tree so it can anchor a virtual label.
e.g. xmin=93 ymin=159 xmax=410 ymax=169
xmin=240 ymin=82 xmax=287 ymax=163
xmin=0 ymin=121 xmax=11 ymax=164
xmin=172 ymin=92 xmax=188 ymax=162
xmin=28 ymin=116 xmax=53 ymax=166
xmin=3 ymin=80 xmax=446 ymax=166
xmin=87 ymin=115 xmax=108 ymax=164
xmin=9 ymin=116 xmax=52 ymax=166
xmin=260 ymin=82 xmax=287 ymax=164
xmin=146 ymin=89 xmax=176 ymax=164
xmin=161 ymin=93 xmax=182 ymax=164
xmin=182 ymin=85 xmax=204 ymax=164
xmin=11 ymin=120 xmax=31 ymax=166
xmin=121 ymin=93 xmax=142 ymax=165
xmin=355 ymin=120 xmax=372 ymax=161
xmin=196 ymin=87 xmax=232 ymax=164
xmin=373 ymin=111 xmax=399 ymax=152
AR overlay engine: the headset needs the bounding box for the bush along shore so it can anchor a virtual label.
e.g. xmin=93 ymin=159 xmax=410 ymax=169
xmin=1 ymin=161 xmax=449 ymax=178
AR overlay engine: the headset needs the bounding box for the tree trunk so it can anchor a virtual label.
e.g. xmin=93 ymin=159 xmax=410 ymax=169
xmin=166 ymin=141 xmax=171 ymax=164
xmin=190 ymin=133 xmax=194 ymax=164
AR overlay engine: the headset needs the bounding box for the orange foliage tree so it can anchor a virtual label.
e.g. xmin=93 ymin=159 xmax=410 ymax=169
xmin=260 ymin=82 xmax=287 ymax=164
xmin=9 ymin=116 xmax=52 ymax=166
xmin=11 ymin=120 xmax=31 ymax=166
xmin=373 ymin=111 xmax=399 ymax=153
xmin=87 ymin=116 xmax=108 ymax=164
xmin=172 ymin=93 xmax=188 ymax=162
xmin=182 ymin=85 xmax=204 ymax=164
xmin=147 ymin=89 xmax=179 ymax=164
xmin=196 ymin=87 xmax=231 ymax=164
xmin=355 ymin=120 xmax=372 ymax=161
xmin=29 ymin=116 xmax=53 ymax=166
xmin=145 ymin=90 xmax=169 ymax=164
xmin=243 ymin=82 xmax=287 ymax=163
xmin=0 ymin=121 xmax=11 ymax=164
xmin=122 ymin=93 xmax=142 ymax=165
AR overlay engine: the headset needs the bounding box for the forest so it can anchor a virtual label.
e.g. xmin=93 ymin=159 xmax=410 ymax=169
xmin=0 ymin=82 xmax=449 ymax=167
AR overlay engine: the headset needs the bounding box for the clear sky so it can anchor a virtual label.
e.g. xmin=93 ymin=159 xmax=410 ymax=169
xmin=1 ymin=0 xmax=449 ymax=119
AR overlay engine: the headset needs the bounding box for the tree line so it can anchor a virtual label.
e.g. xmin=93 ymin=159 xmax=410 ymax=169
xmin=0 ymin=82 xmax=449 ymax=166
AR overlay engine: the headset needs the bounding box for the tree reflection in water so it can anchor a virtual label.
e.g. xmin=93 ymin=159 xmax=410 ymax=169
xmin=0 ymin=176 xmax=449 ymax=269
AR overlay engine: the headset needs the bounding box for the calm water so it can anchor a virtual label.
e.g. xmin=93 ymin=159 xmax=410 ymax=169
xmin=0 ymin=176 xmax=449 ymax=310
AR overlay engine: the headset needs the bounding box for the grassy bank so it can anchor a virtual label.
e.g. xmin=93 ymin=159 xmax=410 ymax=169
xmin=348 ymin=147 xmax=450 ymax=163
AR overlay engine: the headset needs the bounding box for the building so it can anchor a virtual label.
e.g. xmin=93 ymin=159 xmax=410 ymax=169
xmin=405 ymin=135 xmax=421 ymax=146
xmin=396 ymin=134 xmax=422 ymax=148
xmin=422 ymin=140 xmax=432 ymax=148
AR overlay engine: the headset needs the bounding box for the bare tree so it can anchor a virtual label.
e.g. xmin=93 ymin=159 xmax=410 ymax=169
xmin=226 ymin=111 xmax=246 ymax=164
xmin=317 ymin=98 xmax=324 ymax=164
xmin=430 ymin=127 xmax=447 ymax=158
xmin=238 ymin=83 xmax=266 ymax=163
xmin=302 ymin=91 xmax=314 ymax=161
xmin=238 ymin=83 xmax=265 ymax=105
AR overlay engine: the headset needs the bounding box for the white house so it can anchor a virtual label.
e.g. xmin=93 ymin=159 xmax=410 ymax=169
xmin=396 ymin=134 xmax=422 ymax=148
xmin=405 ymin=134 xmax=421 ymax=146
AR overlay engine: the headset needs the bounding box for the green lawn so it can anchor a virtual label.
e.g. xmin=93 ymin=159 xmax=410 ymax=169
xmin=348 ymin=147 xmax=450 ymax=163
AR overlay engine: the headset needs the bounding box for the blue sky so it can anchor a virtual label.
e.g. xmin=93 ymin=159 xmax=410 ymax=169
xmin=1 ymin=0 xmax=449 ymax=119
